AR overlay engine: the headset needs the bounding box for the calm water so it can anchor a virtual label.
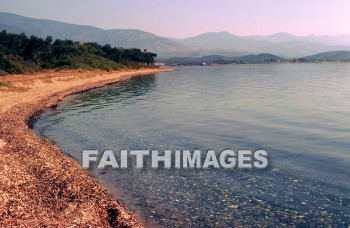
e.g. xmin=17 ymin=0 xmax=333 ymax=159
xmin=34 ymin=64 xmax=350 ymax=226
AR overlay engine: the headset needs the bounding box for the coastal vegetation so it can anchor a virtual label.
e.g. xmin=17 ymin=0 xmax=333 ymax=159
xmin=0 ymin=30 xmax=157 ymax=75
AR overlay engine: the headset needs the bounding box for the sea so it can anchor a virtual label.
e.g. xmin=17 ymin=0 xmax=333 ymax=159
xmin=33 ymin=64 xmax=350 ymax=226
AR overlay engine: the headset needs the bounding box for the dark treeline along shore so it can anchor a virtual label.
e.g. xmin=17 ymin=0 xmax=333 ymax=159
xmin=0 ymin=30 xmax=157 ymax=75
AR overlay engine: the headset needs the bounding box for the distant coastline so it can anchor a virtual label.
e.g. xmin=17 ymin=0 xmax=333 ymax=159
xmin=158 ymin=51 xmax=350 ymax=67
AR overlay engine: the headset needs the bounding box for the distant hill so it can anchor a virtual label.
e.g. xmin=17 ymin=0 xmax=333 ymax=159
xmin=249 ymin=32 xmax=350 ymax=46
xmin=181 ymin=32 xmax=244 ymax=49
xmin=0 ymin=12 xmax=191 ymax=58
xmin=178 ymin=32 xmax=350 ymax=58
xmin=180 ymin=32 xmax=269 ymax=54
xmin=234 ymin=53 xmax=286 ymax=63
xmin=164 ymin=53 xmax=286 ymax=65
xmin=303 ymin=51 xmax=350 ymax=61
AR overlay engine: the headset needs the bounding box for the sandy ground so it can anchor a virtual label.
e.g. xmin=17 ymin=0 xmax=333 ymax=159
xmin=0 ymin=68 xmax=171 ymax=227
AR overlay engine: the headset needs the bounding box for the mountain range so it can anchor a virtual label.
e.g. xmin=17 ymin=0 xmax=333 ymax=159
xmin=1 ymin=12 xmax=350 ymax=59
xmin=178 ymin=32 xmax=350 ymax=58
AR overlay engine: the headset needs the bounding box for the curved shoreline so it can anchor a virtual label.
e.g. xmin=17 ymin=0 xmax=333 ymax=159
xmin=0 ymin=68 xmax=171 ymax=226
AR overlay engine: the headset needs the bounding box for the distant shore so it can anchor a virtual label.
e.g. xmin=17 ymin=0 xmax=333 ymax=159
xmin=0 ymin=68 xmax=171 ymax=226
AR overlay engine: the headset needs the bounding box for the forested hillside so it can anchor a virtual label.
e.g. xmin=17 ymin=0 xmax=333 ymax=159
xmin=0 ymin=12 xmax=190 ymax=58
xmin=0 ymin=30 xmax=157 ymax=75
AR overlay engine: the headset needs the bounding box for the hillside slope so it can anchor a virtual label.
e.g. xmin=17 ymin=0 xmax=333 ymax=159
xmin=0 ymin=12 xmax=190 ymax=58
xmin=303 ymin=51 xmax=350 ymax=61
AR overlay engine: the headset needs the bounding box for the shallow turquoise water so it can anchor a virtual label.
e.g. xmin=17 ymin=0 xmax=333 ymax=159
xmin=34 ymin=64 xmax=350 ymax=226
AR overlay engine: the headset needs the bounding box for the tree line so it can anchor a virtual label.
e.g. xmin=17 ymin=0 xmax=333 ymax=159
xmin=0 ymin=30 xmax=157 ymax=74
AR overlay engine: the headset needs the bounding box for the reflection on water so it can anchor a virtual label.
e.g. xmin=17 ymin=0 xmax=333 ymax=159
xmin=34 ymin=65 xmax=350 ymax=226
xmin=64 ymin=74 xmax=156 ymax=110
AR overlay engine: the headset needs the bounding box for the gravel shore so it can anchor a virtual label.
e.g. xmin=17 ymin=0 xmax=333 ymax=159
xmin=0 ymin=68 xmax=170 ymax=227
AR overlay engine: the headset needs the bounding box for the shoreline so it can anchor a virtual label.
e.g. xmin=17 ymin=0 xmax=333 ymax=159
xmin=0 ymin=68 xmax=171 ymax=226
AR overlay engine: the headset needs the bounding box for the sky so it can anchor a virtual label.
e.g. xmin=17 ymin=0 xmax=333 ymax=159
xmin=0 ymin=0 xmax=349 ymax=38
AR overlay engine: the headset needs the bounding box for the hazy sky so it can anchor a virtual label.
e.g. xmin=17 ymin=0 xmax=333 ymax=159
xmin=1 ymin=0 xmax=349 ymax=38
